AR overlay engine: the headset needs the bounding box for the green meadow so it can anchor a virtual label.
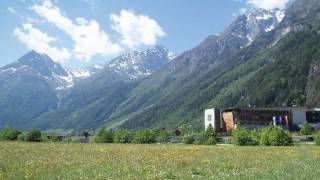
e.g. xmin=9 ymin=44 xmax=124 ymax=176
xmin=0 ymin=142 xmax=320 ymax=179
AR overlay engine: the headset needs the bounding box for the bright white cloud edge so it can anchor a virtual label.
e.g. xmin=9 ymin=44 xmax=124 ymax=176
xmin=31 ymin=0 xmax=122 ymax=62
xmin=13 ymin=0 xmax=166 ymax=63
xmin=247 ymin=0 xmax=290 ymax=10
xmin=14 ymin=23 xmax=71 ymax=63
xmin=110 ymin=9 xmax=166 ymax=49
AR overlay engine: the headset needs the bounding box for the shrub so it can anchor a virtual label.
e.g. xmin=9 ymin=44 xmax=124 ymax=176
xmin=49 ymin=132 xmax=59 ymax=142
xmin=17 ymin=133 xmax=25 ymax=141
xmin=300 ymin=121 xmax=312 ymax=136
xmin=62 ymin=137 xmax=73 ymax=143
xmin=232 ymin=126 xmax=252 ymax=146
xmin=206 ymin=137 xmax=217 ymax=145
xmin=194 ymin=131 xmax=216 ymax=145
xmin=194 ymin=132 xmax=208 ymax=145
xmin=92 ymin=127 xmax=113 ymax=143
xmin=0 ymin=128 xmax=21 ymax=141
xmin=114 ymin=129 xmax=133 ymax=143
xmin=205 ymin=124 xmax=215 ymax=137
xmin=25 ymin=128 xmax=42 ymax=142
xmin=205 ymin=124 xmax=217 ymax=145
xmin=180 ymin=125 xmax=191 ymax=136
xmin=315 ymin=132 xmax=320 ymax=146
xmin=185 ymin=124 xmax=217 ymax=145
xmin=41 ymin=133 xmax=50 ymax=142
xmin=133 ymin=129 xmax=157 ymax=144
xmin=157 ymin=130 xmax=169 ymax=143
xmin=182 ymin=134 xmax=195 ymax=144
xmin=260 ymin=127 xmax=272 ymax=146
xmin=260 ymin=126 xmax=293 ymax=146
xmin=250 ymin=129 xmax=262 ymax=146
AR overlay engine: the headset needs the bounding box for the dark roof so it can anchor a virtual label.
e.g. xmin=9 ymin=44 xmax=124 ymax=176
xmin=223 ymin=107 xmax=319 ymax=112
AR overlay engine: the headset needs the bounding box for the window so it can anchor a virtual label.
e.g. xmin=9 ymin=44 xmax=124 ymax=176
xmin=208 ymin=115 xmax=212 ymax=122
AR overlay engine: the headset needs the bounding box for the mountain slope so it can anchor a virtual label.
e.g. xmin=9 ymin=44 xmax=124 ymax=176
xmin=102 ymin=8 xmax=286 ymax=129
xmin=0 ymin=51 xmax=61 ymax=128
xmin=30 ymin=46 xmax=174 ymax=130
xmin=114 ymin=0 xmax=320 ymax=130
xmin=108 ymin=45 xmax=175 ymax=79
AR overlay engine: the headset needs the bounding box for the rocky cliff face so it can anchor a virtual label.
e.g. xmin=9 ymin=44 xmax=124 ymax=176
xmin=108 ymin=45 xmax=175 ymax=79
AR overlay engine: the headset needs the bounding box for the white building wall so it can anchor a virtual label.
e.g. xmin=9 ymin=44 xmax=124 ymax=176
xmin=292 ymin=110 xmax=306 ymax=126
xmin=205 ymin=109 xmax=215 ymax=129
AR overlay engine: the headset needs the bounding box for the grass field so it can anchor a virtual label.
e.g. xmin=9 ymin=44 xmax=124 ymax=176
xmin=0 ymin=142 xmax=320 ymax=179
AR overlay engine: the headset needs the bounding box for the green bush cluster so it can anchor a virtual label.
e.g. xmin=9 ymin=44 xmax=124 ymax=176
xmin=113 ymin=129 xmax=134 ymax=143
xmin=93 ymin=128 xmax=170 ymax=144
xmin=133 ymin=129 xmax=157 ymax=144
xmin=231 ymin=126 xmax=252 ymax=146
xmin=300 ymin=121 xmax=313 ymax=136
xmin=24 ymin=128 xmax=42 ymax=142
xmin=182 ymin=124 xmax=216 ymax=145
xmin=0 ymin=128 xmax=21 ymax=141
xmin=260 ymin=126 xmax=293 ymax=146
xmin=232 ymin=124 xmax=293 ymax=146
xmin=92 ymin=126 xmax=217 ymax=145
xmin=157 ymin=130 xmax=170 ymax=143
xmin=0 ymin=128 xmax=76 ymax=143
xmin=315 ymin=133 xmax=320 ymax=146
xmin=182 ymin=134 xmax=195 ymax=144
xmin=92 ymin=127 xmax=113 ymax=143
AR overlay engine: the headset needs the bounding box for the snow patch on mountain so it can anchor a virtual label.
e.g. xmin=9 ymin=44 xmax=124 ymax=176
xmin=275 ymin=10 xmax=285 ymax=23
xmin=0 ymin=67 xmax=17 ymax=74
xmin=1 ymin=47 xmax=173 ymax=90
xmin=244 ymin=8 xmax=285 ymax=44
xmin=168 ymin=51 xmax=177 ymax=60
xmin=108 ymin=45 xmax=175 ymax=79
xmin=56 ymin=65 xmax=104 ymax=90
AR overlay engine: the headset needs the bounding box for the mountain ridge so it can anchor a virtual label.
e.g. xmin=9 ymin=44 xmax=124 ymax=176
xmin=0 ymin=46 xmax=174 ymax=130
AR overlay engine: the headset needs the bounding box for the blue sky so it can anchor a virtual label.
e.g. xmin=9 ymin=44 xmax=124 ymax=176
xmin=0 ymin=0 xmax=290 ymax=67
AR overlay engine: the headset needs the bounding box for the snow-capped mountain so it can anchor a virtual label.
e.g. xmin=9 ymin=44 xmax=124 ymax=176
xmin=219 ymin=8 xmax=285 ymax=50
xmin=66 ymin=64 xmax=104 ymax=80
xmin=245 ymin=8 xmax=285 ymax=43
xmin=0 ymin=50 xmax=63 ymax=128
xmin=0 ymin=46 xmax=174 ymax=129
xmin=0 ymin=50 xmax=68 ymax=89
xmin=0 ymin=46 xmax=175 ymax=91
xmin=179 ymin=8 xmax=285 ymax=69
xmin=0 ymin=50 xmax=67 ymax=77
xmin=108 ymin=45 xmax=176 ymax=79
xmin=60 ymin=65 xmax=104 ymax=90
xmin=0 ymin=50 xmax=103 ymax=90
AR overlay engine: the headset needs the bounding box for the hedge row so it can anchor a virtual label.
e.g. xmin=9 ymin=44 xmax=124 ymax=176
xmin=93 ymin=124 xmax=217 ymax=145
xmin=231 ymin=124 xmax=293 ymax=146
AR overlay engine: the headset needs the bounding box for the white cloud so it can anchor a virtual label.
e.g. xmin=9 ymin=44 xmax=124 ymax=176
xmin=14 ymin=23 xmax=71 ymax=63
xmin=247 ymin=0 xmax=289 ymax=10
xmin=8 ymin=6 xmax=43 ymax=24
xmin=32 ymin=0 xmax=122 ymax=61
xmin=7 ymin=7 xmax=16 ymax=14
xmin=239 ymin=8 xmax=247 ymax=15
xmin=110 ymin=9 xmax=166 ymax=49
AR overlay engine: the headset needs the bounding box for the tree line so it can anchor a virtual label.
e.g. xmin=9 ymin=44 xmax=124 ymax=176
xmin=1 ymin=122 xmax=320 ymax=146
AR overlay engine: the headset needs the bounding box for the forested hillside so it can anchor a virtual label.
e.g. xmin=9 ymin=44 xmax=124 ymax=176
xmin=106 ymin=0 xmax=320 ymax=130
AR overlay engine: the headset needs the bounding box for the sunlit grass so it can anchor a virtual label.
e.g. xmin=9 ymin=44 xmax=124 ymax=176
xmin=0 ymin=142 xmax=319 ymax=179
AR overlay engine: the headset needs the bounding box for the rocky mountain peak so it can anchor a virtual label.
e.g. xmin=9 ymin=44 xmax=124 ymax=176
xmin=108 ymin=45 xmax=175 ymax=79
xmin=244 ymin=8 xmax=285 ymax=41
xmin=186 ymin=8 xmax=285 ymax=65
xmin=16 ymin=50 xmax=68 ymax=77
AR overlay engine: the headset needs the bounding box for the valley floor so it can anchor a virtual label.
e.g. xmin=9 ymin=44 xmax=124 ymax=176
xmin=0 ymin=142 xmax=319 ymax=179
